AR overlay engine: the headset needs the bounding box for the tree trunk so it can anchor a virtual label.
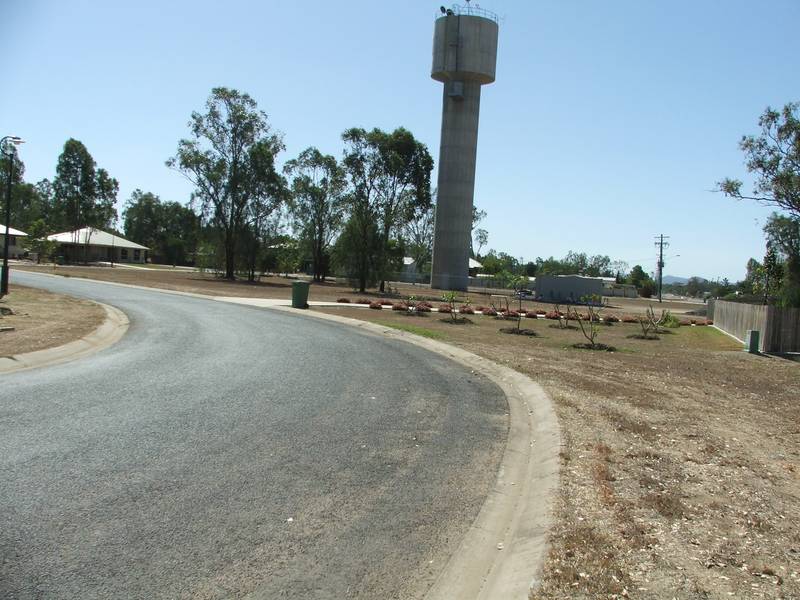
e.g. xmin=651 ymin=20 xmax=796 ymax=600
xmin=224 ymin=229 xmax=235 ymax=279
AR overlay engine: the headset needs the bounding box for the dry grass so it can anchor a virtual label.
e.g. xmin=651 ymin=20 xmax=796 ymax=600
xmin=0 ymin=284 xmax=105 ymax=355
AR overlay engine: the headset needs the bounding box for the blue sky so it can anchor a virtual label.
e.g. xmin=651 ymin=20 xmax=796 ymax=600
xmin=2 ymin=0 xmax=798 ymax=281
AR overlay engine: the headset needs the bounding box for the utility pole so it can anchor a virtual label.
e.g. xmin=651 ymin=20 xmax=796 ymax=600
xmin=654 ymin=234 xmax=670 ymax=303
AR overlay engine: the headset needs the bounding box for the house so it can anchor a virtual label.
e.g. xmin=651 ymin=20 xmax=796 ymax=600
xmin=47 ymin=227 xmax=149 ymax=264
xmin=0 ymin=225 xmax=28 ymax=258
xmin=468 ymin=258 xmax=483 ymax=277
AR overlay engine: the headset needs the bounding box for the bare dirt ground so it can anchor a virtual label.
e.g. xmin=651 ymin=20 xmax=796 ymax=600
xmin=14 ymin=264 xmax=799 ymax=598
xmin=0 ymin=284 xmax=105 ymax=356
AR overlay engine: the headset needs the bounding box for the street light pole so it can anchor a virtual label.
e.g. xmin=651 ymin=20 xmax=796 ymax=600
xmin=1 ymin=135 xmax=25 ymax=298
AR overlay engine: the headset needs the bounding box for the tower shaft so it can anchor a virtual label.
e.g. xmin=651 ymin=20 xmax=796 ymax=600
xmin=431 ymin=81 xmax=482 ymax=290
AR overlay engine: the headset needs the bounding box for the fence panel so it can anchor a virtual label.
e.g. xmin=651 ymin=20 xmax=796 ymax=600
xmin=764 ymin=306 xmax=800 ymax=353
xmin=711 ymin=301 xmax=768 ymax=349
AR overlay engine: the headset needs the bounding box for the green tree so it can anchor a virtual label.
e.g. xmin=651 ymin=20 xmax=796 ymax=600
xmin=471 ymin=207 xmax=488 ymax=257
xmin=123 ymin=190 xmax=199 ymax=266
xmin=761 ymin=244 xmax=784 ymax=302
xmin=123 ymin=190 xmax=161 ymax=250
xmin=627 ymin=265 xmax=649 ymax=288
xmin=284 ymin=147 xmax=346 ymax=282
xmin=334 ymin=211 xmax=381 ymax=292
xmin=718 ymin=102 xmax=800 ymax=216
xmin=405 ymin=201 xmax=435 ymax=276
xmin=719 ymin=102 xmax=800 ymax=306
xmin=480 ymin=250 xmax=520 ymax=275
xmin=167 ymin=87 xmax=286 ymax=279
xmin=764 ymin=213 xmax=800 ymax=306
xmin=21 ymin=219 xmax=58 ymax=263
xmin=341 ymin=127 xmax=433 ymax=292
xmin=1 ymin=153 xmax=50 ymax=232
xmin=52 ymin=139 xmax=118 ymax=260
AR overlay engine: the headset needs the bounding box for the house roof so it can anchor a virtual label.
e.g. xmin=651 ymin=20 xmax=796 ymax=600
xmin=0 ymin=225 xmax=27 ymax=236
xmin=47 ymin=227 xmax=149 ymax=250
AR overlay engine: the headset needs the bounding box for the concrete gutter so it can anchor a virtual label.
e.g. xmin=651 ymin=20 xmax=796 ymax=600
xmin=266 ymin=305 xmax=561 ymax=599
xmin=0 ymin=302 xmax=129 ymax=375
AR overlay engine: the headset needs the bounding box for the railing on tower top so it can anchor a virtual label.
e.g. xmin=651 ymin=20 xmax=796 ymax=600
xmin=436 ymin=4 xmax=499 ymax=24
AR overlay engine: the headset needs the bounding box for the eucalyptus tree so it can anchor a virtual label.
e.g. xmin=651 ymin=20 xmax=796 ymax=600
xmin=284 ymin=147 xmax=346 ymax=282
xmin=341 ymin=127 xmax=433 ymax=292
xmin=168 ymin=87 xmax=286 ymax=279
xmin=719 ymin=102 xmax=800 ymax=306
xmin=52 ymin=138 xmax=118 ymax=259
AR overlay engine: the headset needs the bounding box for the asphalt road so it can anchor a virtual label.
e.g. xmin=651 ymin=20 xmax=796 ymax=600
xmin=1 ymin=272 xmax=508 ymax=600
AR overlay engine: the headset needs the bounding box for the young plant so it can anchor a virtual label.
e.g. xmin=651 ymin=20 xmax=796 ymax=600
xmin=575 ymin=294 xmax=603 ymax=348
xmin=441 ymin=291 xmax=459 ymax=323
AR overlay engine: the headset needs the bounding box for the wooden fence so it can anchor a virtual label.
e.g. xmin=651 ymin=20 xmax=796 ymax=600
xmin=709 ymin=299 xmax=800 ymax=353
xmin=764 ymin=306 xmax=800 ymax=353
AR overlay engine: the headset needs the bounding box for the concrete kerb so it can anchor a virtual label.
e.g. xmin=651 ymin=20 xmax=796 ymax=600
xmin=266 ymin=305 xmax=561 ymax=599
xmin=0 ymin=302 xmax=129 ymax=375
xmin=14 ymin=271 xmax=562 ymax=597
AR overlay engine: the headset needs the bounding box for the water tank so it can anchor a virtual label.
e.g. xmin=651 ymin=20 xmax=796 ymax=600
xmin=431 ymin=13 xmax=498 ymax=85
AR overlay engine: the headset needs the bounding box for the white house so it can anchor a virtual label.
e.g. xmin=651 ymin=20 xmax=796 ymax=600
xmin=0 ymin=225 xmax=28 ymax=258
xmin=48 ymin=227 xmax=149 ymax=264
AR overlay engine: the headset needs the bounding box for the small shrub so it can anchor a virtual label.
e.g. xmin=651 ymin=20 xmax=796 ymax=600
xmin=507 ymin=310 xmax=520 ymax=318
xmin=438 ymin=304 xmax=452 ymax=313
xmin=695 ymin=320 xmax=707 ymax=326
xmin=369 ymin=301 xmax=383 ymax=310
xmin=604 ymin=314 xmax=620 ymax=323
xmin=337 ymin=298 xmax=351 ymax=303
xmin=391 ymin=303 xmax=406 ymax=311
xmin=474 ymin=305 xmax=487 ymax=312
xmin=459 ymin=305 xmax=475 ymax=314
xmin=483 ymin=308 xmax=498 ymax=316
xmin=536 ymin=310 xmax=546 ymax=315
xmin=380 ymin=300 xmax=393 ymax=306
xmin=526 ymin=311 xmax=538 ymax=318
xmin=706 ymin=319 xmax=714 ymax=325
xmin=418 ymin=301 xmax=433 ymax=309
xmin=621 ymin=315 xmax=637 ymax=323
xmin=545 ymin=311 xmax=560 ymax=320
xmin=416 ymin=304 xmax=431 ymax=313
xmin=679 ymin=318 xmax=692 ymax=326
xmin=660 ymin=311 xmax=681 ymax=328
xmin=356 ymin=298 xmax=371 ymax=304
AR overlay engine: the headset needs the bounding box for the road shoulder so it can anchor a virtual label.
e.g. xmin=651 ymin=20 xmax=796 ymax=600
xmin=0 ymin=302 xmax=129 ymax=374
xmin=266 ymin=305 xmax=561 ymax=600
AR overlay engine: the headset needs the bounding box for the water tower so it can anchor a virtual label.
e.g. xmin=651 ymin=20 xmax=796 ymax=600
xmin=430 ymin=3 xmax=499 ymax=291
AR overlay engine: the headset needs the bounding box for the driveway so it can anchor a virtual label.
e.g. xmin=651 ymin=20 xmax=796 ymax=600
xmin=1 ymin=272 xmax=507 ymax=599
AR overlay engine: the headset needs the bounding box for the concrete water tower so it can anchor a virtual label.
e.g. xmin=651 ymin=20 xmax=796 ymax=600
xmin=430 ymin=2 xmax=499 ymax=291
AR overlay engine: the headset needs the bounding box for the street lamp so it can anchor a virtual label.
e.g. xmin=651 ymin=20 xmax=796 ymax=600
xmin=1 ymin=135 xmax=25 ymax=298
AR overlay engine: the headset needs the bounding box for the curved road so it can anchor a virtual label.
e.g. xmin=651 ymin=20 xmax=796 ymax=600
xmin=1 ymin=272 xmax=507 ymax=600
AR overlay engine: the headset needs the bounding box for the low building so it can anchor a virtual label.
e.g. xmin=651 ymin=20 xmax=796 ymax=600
xmin=0 ymin=225 xmax=28 ymax=258
xmin=535 ymin=275 xmax=605 ymax=302
xmin=48 ymin=227 xmax=149 ymax=264
xmin=603 ymin=281 xmax=638 ymax=298
xmin=468 ymin=258 xmax=483 ymax=277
